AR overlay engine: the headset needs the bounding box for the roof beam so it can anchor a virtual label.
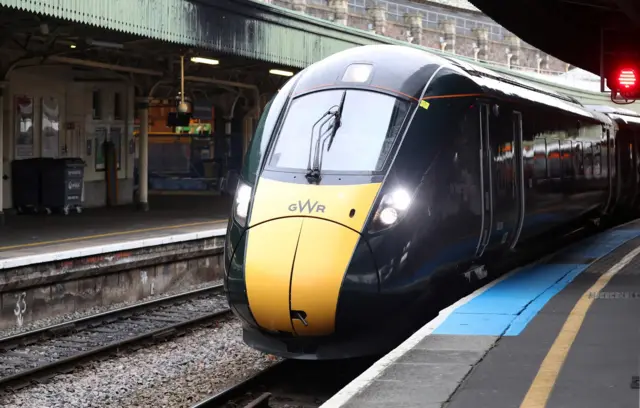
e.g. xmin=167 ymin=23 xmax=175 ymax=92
xmin=613 ymin=0 xmax=640 ymax=26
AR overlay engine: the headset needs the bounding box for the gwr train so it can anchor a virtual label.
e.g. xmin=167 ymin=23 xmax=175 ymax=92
xmin=223 ymin=44 xmax=640 ymax=360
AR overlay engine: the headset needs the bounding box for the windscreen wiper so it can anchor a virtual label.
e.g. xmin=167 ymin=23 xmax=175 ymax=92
xmin=322 ymin=90 xmax=346 ymax=153
xmin=305 ymin=91 xmax=347 ymax=184
xmin=306 ymin=110 xmax=337 ymax=183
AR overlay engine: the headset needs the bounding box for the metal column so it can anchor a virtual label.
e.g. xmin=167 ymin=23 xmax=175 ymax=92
xmin=0 ymin=82 xmax=5 ymax=225
xmin=136 ymin=97 xmax=149 ymax=211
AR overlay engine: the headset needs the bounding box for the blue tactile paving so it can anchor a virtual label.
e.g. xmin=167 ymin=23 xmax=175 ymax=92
xmin=432 ymin=228 xmax=640 ymax=336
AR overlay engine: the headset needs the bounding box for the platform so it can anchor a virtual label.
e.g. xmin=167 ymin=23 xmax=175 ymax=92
xmin=0 ymin=194 xmax=230 ymax=267
xmin=322 ymin=219 xmax=640 ymax=408
xmin=0 ymin=195 xmax=231 ymax=331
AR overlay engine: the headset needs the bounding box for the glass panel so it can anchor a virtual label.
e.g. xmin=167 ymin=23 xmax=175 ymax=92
xmin=241 ymin=77 xmax=297 ymax=184
xmin=267 ymin=90 xmax=410 ymax=174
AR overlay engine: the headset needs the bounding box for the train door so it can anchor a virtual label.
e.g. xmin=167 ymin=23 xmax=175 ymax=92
xmin=475 ymin=103 xmax=525 ymax=255
xmin=508 ymin=111 xmax=525 ymax=249
xmin=613 ymin=125 xmax=633 ymax=212
xmin=475 ymin=103 xmax=493 ymax=258
xmin=489 ymin=106 xmax=523 ymax=251
xmin=630 ymin=129 xmax=640 ymax=209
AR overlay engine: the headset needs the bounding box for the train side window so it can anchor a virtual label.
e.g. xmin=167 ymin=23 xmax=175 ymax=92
xmin=561 ymin=140 xmax=573 ymax=179
xmin=583 ymin=142 xmax=593 ymax=177
xmin=533 ymin=138 xmax=547 ymax=180
xmin=603 ymin=129 xmax=610 ymax=177
xmin=241 ymin=77 xmax=298 ymax=184
xmin=523 ymin=142 xmax=534 ymax=188
xmin=593 ymin=141 xmax=602 ymax=176
xmin=547 ymin=139 xmax=561 ymax=178
xmin=573 ymin=141 xmax=584 ymax=177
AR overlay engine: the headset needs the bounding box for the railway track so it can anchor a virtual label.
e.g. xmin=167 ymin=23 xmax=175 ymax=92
xmin=189 ymin=222 xmax=609 ymax=408
xmin=0 ymin=284 xmax=231 ymax=390
xmin=191 ymin=357 xmax=379 ymax=408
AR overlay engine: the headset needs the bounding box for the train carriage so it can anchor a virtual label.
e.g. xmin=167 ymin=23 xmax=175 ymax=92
xmin=224 ymin=44 xmax=640 ymax=360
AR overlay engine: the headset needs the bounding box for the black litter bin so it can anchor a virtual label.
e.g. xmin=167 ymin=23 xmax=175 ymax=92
xmin=41 ymin=158 xmax=85 ymax=215
xmin=11 ymin=158 xmax=54 ymax=214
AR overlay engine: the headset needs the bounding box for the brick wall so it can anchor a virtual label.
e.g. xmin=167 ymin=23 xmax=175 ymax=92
xmin=269 ymin=0 xmax=569 ymax=75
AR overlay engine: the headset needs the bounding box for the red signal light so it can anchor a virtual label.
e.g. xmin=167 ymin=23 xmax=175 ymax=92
xmin=618 ymin=68 xmax=637 ymax=89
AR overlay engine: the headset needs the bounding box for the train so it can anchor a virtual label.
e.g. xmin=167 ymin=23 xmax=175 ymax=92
xmin=223 ymin=44 xmax=640 ymax=360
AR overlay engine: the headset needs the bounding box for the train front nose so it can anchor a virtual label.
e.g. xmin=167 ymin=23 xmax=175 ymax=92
xmin=245 ymin=216 xmax=362 ymax=336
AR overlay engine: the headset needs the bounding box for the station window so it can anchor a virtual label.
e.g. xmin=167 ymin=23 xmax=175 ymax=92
xmin=114 ymin=92 xmax=123 ymax=120
xmin=92 ymin=90 xmax=102 ymax=120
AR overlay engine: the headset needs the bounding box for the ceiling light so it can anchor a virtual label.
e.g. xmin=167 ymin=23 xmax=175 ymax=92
xmin=86 ymin=38 xmax=124 ymax=49
xmin=190 ymin=57 xmax=219 ymax=65
xmin=269 ymin=69 xmax=294 ymax=77
xmin=69 ymin=44 xmax=77 ymax=49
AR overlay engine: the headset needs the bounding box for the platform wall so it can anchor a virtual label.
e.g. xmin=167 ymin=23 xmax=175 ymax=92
xmin=2 ymin=66 xmax=135 ymax=210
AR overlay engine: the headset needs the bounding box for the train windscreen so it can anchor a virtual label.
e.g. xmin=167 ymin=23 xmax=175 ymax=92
xmin=267 ymin=89 xmax=410 ymax=174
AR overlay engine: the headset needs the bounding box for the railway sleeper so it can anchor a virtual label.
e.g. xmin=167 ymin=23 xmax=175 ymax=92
xmin=243 ymin=392 xmax=272 ymax=408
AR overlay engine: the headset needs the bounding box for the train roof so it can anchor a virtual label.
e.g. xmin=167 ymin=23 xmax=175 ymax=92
xmin=298 ymin=44 xmax=605 ymax=122
xmin=435 ymin=55 xmax=610 ymax=122
xmin=584 ymin=105 xmax=640 ymax=125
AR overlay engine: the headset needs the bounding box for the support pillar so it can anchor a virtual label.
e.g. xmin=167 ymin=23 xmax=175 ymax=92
xmin=329 ymin=0 xmax=349 ymax=25
xmin=537 ymin=54 xmax=550 ymax=72
xmin=404 ymin=12 xmax=423 ymax=45
xmin=136 ymin=97 xmax=149 ymax=212
xmin=505 ymin=34 xmax=521 ymax=68
xmin=439 ymin=19 xmax=456 ymax=53
xmin=472 ymin=27 xmax=489 ymax=61
xmin=367 ymin=3 xmax=387 ymax=35
xmin=0 ymin=82 xmax=6 ymax=226
xmin=290 ymin=0 xmax=306 ymax=13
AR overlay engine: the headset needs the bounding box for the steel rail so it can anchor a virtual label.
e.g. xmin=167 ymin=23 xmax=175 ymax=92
xmin=0 ymin=284 xmax=231 ymax=389
xmin=0 ymin=284 xmax=224 ymax=347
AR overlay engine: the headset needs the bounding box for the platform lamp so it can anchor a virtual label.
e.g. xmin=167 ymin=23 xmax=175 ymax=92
xmin=166 ymin=55 xmax=192 ymax=129
xmin=178 ymin=55 xmax=189 ymax=114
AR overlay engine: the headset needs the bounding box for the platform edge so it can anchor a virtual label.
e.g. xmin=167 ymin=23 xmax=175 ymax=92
xmin=318 ymin=261 xmax=528 ymax=408
xmin=0 ymin=227 xmax=228 ymax=270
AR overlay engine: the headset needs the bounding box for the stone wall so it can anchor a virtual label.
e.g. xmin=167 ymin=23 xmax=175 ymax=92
xmin=267 ymin=0 xmax=569 ymax=75
xmin=0 ymin=235 xmax=224 ymax=330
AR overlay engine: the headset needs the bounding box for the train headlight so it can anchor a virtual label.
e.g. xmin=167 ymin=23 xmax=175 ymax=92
xmin=233 ymin=180 xmax=252 ymax=227
xmin=369 ymin=187 xmax=412 ymax=232
xmin=379 ymin=207 xmax=399 ymax=225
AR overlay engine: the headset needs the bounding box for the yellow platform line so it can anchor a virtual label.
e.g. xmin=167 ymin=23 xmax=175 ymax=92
xmin=0 ymin=220 xmax=225 ymax=251
xmin=520 ymin=245 xmax=640 ymax=408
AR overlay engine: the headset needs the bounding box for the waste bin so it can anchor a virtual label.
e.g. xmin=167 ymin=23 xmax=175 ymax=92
xmin=11 ymin=158 xmax=54 ymax=214
xmin=41 ymin=158 xmax=85 ymax=215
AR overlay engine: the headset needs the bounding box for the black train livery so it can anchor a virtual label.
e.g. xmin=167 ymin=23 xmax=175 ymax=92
xmin=223 ymin=44 xmax=640 ymax=360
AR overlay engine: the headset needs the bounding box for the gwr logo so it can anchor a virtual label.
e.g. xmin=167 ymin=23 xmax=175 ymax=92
xmin=288 ymin=200 xmax=326 ymax=214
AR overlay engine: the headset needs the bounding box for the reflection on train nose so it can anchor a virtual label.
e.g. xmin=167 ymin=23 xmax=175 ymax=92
xmin=244 ymin=217 xmax=361 ymax=336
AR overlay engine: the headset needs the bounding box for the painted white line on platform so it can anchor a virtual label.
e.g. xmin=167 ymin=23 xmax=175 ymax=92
xmin=0 ymin=227 xmax=228 ymax=270
xmin=318 ymin=262 xmax=534 ymax=408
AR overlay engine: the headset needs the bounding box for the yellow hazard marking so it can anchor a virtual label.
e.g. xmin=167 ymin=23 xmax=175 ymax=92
xmin=520 ymin=245 xmax=640 ymax=408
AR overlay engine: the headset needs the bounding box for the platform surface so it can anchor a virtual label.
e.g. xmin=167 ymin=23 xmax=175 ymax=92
xmin=0 ymin=195 xmax=231 ymax=264
xmin=322 ymin=220 xmax=640 ymax=408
